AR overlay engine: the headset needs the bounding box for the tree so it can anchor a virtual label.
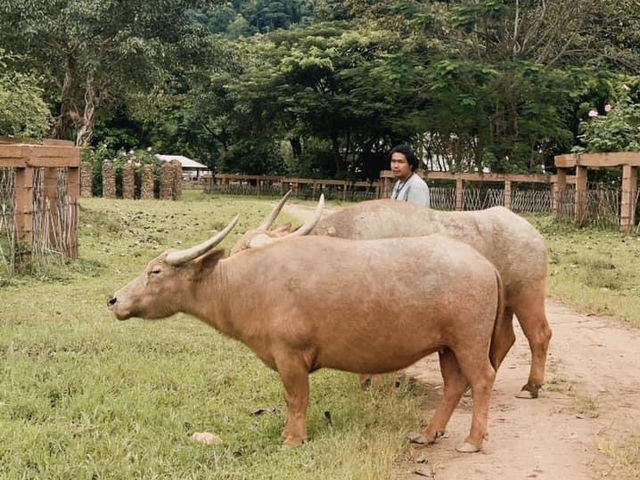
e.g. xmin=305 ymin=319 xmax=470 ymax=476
xmin=0 ymin=0 xmax=203 ymax=146
xmin=0 ymin=50 xmax=51 ymax=138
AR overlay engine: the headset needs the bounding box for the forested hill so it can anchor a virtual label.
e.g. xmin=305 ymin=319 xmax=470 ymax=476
xmin=1 ymin=1 xmax=639 ymax=179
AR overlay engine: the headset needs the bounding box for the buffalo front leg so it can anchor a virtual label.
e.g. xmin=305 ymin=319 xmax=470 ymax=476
xmin=511 ymin=281 xmax=552 ymax=399
xmin=276 ymin=358 xmax=310 ymax=447
xmin=422 ymin=347 xmax=468 ymax=445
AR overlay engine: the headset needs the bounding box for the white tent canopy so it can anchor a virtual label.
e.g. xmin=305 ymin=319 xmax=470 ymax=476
xmin=155 ymin=154 xmax=209 ymax=170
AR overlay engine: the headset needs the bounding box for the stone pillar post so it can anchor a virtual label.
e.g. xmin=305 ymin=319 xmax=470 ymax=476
xmin=122 ymin=163 xmax=135 ymax=199
xmin=102 ymin=162 xmax=116 ymax=199
xmin=160 ymin=162 xmax=173 ymax=200
xmin=80 ymin=162 xmax=93 ymax=198
xmin=171 ymin=160 xmax=182 ymax=201
xmin=140 ymin=164 xmax=155 ymax=199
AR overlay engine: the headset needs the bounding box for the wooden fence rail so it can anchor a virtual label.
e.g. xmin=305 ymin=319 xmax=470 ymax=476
xmin=206 ymin=170 xmax=576 ymax=212
xmin=555 ymin=152 xmax=640 ymax=231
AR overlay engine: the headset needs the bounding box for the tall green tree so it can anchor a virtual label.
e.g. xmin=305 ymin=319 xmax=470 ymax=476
xmin=0 ymin=50 xmax=51 ymax=138
xmin=0 ymin=0 xmax=204 ymax=145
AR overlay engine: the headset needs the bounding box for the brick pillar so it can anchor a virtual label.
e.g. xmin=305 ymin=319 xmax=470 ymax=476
xmin=171 ymin=160 xmax=182 ymax=201
xmin=122 ymin=162 xmax=135 ymax=199
xmin=80 ymin=162 xmax=93 ymax=198
xmin=140 ymin=164 xmax=155 ymax=199
xmin=102 ymin=162 xmax=116 ymax=199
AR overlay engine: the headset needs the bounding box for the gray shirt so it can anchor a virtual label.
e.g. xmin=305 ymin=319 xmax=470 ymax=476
xmin=391 ymin=173 xmax=430 ymax=207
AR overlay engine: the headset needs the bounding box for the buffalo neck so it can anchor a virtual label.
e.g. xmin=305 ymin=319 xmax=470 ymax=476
xmin=183 ymin=256 xmax=265 ymax=346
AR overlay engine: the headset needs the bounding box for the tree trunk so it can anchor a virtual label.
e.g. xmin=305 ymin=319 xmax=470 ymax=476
xmin=70 ymin=72 xmax=100 ymax=147
xmin=331 ymin=135 xmax=345 ymax=176
xmin=289 ymin=136 xmax=302 ymax=159
xmin=51 ymin=57 xmax=76 ymax=141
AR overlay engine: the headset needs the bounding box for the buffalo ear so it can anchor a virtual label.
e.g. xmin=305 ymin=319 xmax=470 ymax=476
xmin=196 ymin=248 xmax=225 ymax=272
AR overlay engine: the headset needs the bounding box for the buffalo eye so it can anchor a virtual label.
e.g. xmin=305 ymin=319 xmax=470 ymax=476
xmin=150 ymin=267 xmax=162 ymax=275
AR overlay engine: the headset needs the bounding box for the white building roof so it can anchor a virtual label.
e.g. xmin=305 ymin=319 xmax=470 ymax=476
xmin=155 ymin=154 xmax=209 ymax=170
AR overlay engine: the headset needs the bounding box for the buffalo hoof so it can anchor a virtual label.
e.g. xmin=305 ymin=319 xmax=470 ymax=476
xmin=282 ymin=437 xmax=305 ymax=448
xmin=516 ymin=384 xmax=540 ymax=399
xmin=359 ymin=377 xmax=372 ymax=390
xmin=455 ymin=442 xmax=480 ymax=453
xmin=408 ymin=432 xmax=429 ymax=445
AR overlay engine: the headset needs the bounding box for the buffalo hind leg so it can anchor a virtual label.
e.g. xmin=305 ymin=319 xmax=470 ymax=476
xmin=422 ymin=347 xmax=468 ymax=445
xmin=276 ymin=357 xmax=310 ymax=447
xmin=511 ymin=281 xmax=552 ymax=399
xmin=451 ymin=347 xmax=496 ymax=452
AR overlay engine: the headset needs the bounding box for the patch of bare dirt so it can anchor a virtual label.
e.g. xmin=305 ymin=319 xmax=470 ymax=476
xmin=282 ymin=202 xmax=640 ymax=480
xmin=398 ymin=300 xmax=640 ymax=480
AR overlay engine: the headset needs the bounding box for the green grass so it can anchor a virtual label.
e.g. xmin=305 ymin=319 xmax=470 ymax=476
xmin=526 ymin=214 xmax=640 ymax=479
xmin=0 ymin=192 xmax=422 ymax=479
xmin=526 ymin=214 xmax=640 ymax=327
xmin=2 ymin=194 xmax=640 ymax=478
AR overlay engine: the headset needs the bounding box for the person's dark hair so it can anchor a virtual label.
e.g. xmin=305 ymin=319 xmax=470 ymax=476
xmin=390 ymin=144 xmax=418 ymax=171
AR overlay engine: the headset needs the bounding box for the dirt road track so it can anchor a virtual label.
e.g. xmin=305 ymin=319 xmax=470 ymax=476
xmin=398 ymin=299 xmax=640 ymax=479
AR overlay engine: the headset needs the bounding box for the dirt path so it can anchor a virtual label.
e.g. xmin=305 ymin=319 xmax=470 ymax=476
xmin=282 ymin=202 xmax=640 ymax=480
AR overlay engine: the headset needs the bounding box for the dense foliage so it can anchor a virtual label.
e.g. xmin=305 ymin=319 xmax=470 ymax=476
xmin=0 ymin=50 xmax=51 ymax=138
xmin=1 ymin=0 xmax=639 ymax=176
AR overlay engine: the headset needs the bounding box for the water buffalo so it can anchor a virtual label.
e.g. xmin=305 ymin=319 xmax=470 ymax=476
xmin=231 ymin=194 xmax=551 ymax=399
xmin=108 ymin=216 xmax=514 ymax=452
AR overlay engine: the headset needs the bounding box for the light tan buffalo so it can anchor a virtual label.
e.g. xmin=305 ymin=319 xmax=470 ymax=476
xmin=231 ymin=193 xmax=551 ymax=399
xmin=108 ymin=216 xmax=514 ymax=452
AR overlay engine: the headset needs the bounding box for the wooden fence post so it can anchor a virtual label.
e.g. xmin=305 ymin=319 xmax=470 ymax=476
xmin=553 ymin=168 xmax=567 ymax=217
xmin=574 ymin=166 xmax=588 ymax=223
xmin=455 ymin=178 xmax=463 ymax=211
xmin=43 ymin=167 xmax=59 ymax=244
xmin=504 ymin=180 xmax=512 ymax=209
xmin=621 ymin=164 xmax=638 ymax=232
xmin=67 ymin=165 xmax=80 ymax=257
xmin=14 ymin=166 xmax=34 ymax=273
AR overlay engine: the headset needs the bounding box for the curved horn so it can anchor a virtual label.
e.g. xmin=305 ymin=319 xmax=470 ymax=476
xmin=287 ymin=193 xmax=324 ymax=237
xmin=248 ymin=194 xmax=324 ymax=249
xmin=166 ymin=215 xmax=239 ymax=266
xmin=257 ymin=190 xmax=292 ymax=231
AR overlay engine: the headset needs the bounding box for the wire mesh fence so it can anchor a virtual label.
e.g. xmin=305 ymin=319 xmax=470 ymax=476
xmin=429 ymin=187 xmax=456 ymax=210
xmin=206 ymin=181 xmax=380 ymax=201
